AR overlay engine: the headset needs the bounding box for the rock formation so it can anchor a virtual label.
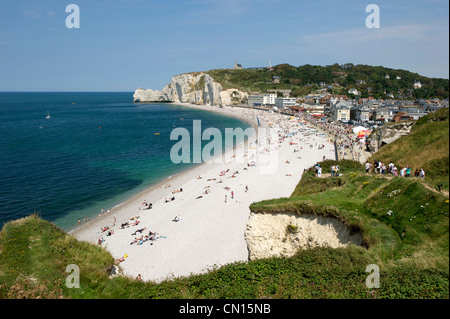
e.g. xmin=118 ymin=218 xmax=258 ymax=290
xmin=133 ymin=72 xmax=248 ymax=106
xmin=366 ymin=121 xmax=415 ymax=153
xmin=244 ymin=212 xmax=363 ymax=260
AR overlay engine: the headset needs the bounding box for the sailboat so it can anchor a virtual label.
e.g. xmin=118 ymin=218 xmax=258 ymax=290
xmin=46 ymin=110 xmax=51 ymax=119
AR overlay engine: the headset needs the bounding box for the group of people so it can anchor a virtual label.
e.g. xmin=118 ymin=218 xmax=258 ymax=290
xmin=330 ymin=164 xmax=340 ymax=177
xmin=366 ymin=160 xmax=425 ymax=178
xmin=97 ymin=212 xmax=166 ymax=252
xmin=300 ymin=112 xmax=360 ymax=161
xmin=141 ymin=200 xmax=152 ymax=210
xmin=130 ymin=230 xmax=159 ymax=246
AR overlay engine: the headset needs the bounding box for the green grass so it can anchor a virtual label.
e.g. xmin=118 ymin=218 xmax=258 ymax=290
xmin=368 ymin=108 xmax=449 ymax=190
xmin=203 ymin=63 xmax=449 ymax=99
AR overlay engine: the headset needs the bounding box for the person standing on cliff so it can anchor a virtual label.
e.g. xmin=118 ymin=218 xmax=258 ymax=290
xmin=420 ymin=168 xmax=425 ymax=179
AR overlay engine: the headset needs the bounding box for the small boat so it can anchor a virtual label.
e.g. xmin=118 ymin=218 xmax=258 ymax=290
xmin=46 ymin=110 xmax=51 ymax=119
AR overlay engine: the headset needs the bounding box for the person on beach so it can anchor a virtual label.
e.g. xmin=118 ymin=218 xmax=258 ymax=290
xmin=231 ymin=191 xmax=234 ymax=199
xmin=132 ymin=227 xmax=146 ymax=235
xmin=144 ymin=202 xmax=152 ymax=210
xmin=97 ymin=237 xmax=105 ymax=245
xmin=225 ymin=194 xmax=227 ymax=203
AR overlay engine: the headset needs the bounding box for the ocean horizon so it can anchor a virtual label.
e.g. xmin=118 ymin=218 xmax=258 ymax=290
xmin=0 ymin=92 xmax=251 ymax=231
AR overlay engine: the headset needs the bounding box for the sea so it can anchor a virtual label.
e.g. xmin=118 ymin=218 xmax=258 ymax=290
xmin=0 ymin=92 xmax=251 ymax=231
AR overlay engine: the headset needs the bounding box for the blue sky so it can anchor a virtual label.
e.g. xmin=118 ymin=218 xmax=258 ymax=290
xmin=0 ymin=0 xmax=448 ymax=91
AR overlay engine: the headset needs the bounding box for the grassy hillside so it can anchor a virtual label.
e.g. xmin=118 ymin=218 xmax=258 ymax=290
xmin=1 ymin=158 xmax=448 ymax=299
xmin=368 ymin=108 xmax=449 ymax=190
xmin=206 ymin=63 xmax=449 ymax=99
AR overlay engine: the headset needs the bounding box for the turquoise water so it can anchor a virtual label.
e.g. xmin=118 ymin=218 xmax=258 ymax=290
xmin=0 ymin=92 xmax=251 ymax=230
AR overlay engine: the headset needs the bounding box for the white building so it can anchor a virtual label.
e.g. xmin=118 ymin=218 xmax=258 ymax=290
xmin=248 ymin=93 xmax=277 ymax=106
xmin=330 ymin=101 xmax=351 ymax=122
xmin=414 ymin=81 xmax=422 ymax=89
xmin=275 ymin=97 xmax=296 ymax=108
xmin=348 ymin=88 xmax=360 ymax=96
xmin=263 ymin=94 xmax=277 ymax=105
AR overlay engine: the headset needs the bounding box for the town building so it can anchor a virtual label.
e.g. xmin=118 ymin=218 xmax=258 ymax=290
xmin=351 ymin=105 xmax=371 ymax=122
xmin=247 ymin=95 xmax=264 ymax=106
xmin=233 ymin=61 xmax=243 ymax=70
xmin=348 ymin=88 xmax=360 ymax=96
xmin=328 ymin=100 xmax=351 ymax=122
xmin=267 ymin=89 xmax=291 ymax=98
xmin=393 ymin=112 xmax=413 ymax=122
xmin=263 ymin=93 xmax=277 ymax=105
xmin=275 ymin=97 xmax=296 ymax=108
xmin=247 ymin=93 xmax=277 ymax=106
xmin=372 ymin=108 xmax=392 ymax=122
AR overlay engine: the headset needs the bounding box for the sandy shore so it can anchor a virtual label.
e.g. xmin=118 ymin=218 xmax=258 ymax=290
xmin=70 ymin=104 xmax=335 ymax=282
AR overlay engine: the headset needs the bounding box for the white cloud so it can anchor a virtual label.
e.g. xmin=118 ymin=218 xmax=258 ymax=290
xmin=22 ymin=8 xmax=56 ymax=19
xmin=22 ymin=9 xmax=42 ymax=19
xmin=299 ymin=24 xmax=446 ymax=44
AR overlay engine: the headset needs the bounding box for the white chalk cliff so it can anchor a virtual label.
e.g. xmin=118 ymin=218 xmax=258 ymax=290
xmin=245 ymin=212 xmax=364 ymax=260
xmin=133 ymin=72 xmax=248 ymax=106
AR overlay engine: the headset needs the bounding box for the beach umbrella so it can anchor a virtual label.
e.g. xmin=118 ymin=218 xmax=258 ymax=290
xmin=352 ymin=126 xmax=367 ymax=134
xmin=357 ymin=130 xmax=371 ymax=138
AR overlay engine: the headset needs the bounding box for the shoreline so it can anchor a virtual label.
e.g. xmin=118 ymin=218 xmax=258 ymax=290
xmin=71 ymin=104 xmax=336 ymax=282
xmin=69 ymin=102 xmax=259 ymax=236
